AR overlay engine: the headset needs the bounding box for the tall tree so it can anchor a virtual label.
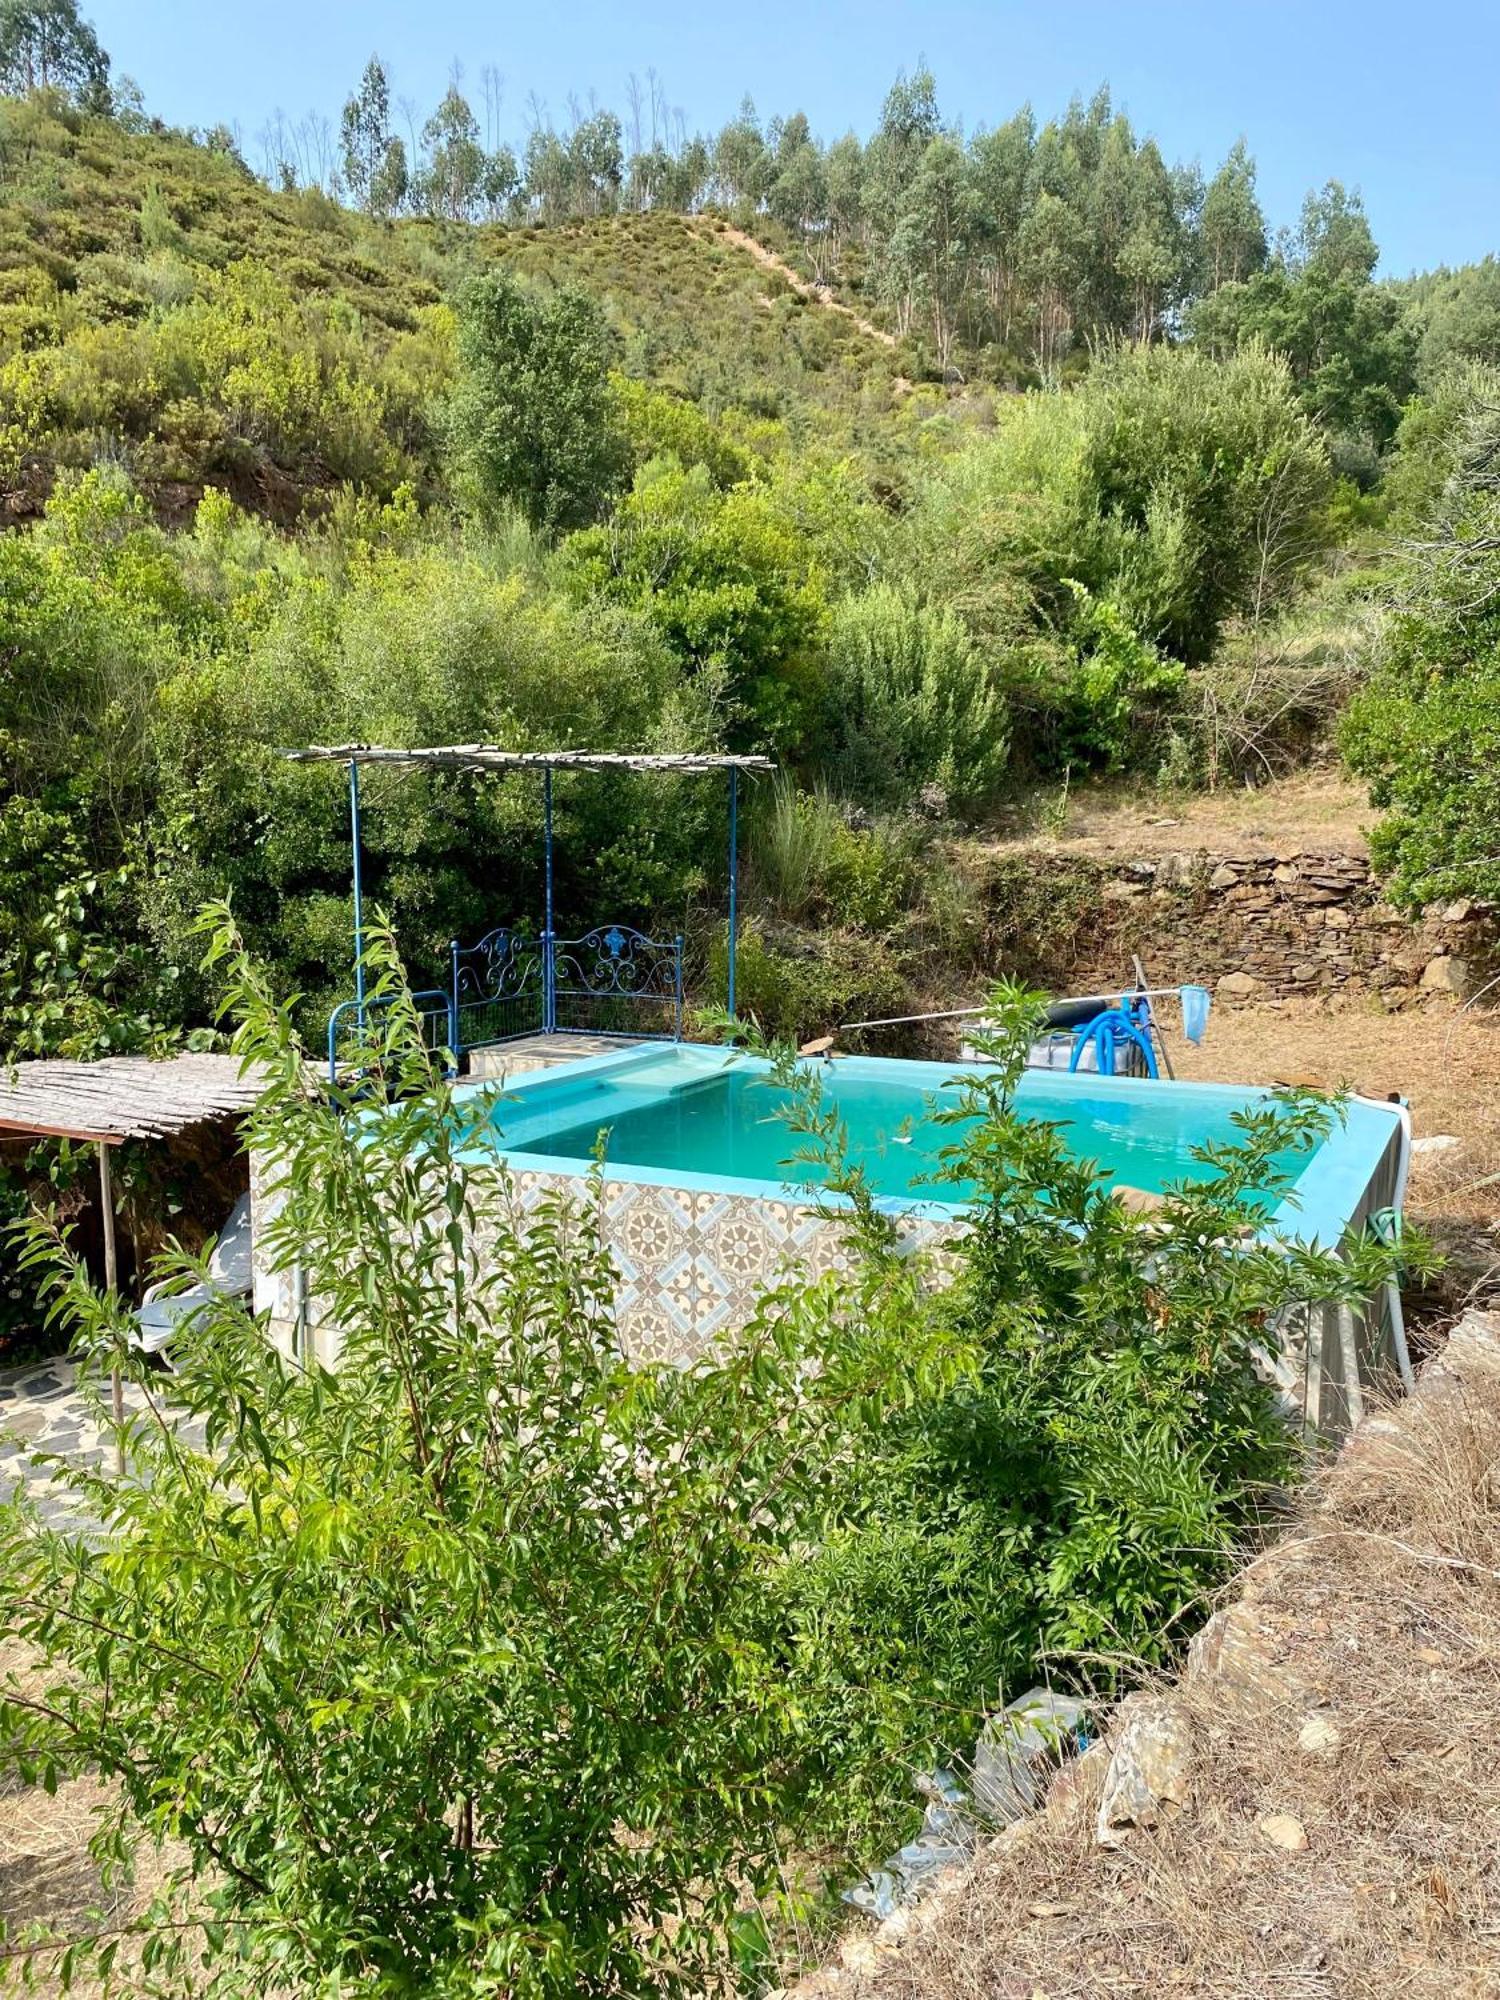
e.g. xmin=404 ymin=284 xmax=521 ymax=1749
xmin=1019 ymin=187 xmax=1089 ymax=377
xmin=0 ymin=0 xmax=107 ymax=102
xmin=887 ymin=133 xmax=974 ymax=371
xmin=1297 ymin=179 xmax=1378 ymax=282
xmin=1201 ymin=139 xmax=1267 ymax=289
xmin=969 ymin=110 xmax=1034 ymax=346
xmin=711 ymin=95 xmax=769 ymax=208
xmin=419 ymin=84 xmax=486 ymax=220
xmin=446 ymin=268 xmax=628 ymax=533
xmin=340 ymin=56 xmax=394 ymax=213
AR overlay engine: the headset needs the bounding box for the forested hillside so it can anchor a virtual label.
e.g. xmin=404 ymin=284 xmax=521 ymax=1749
xmin=3 ymin=1 xmax=1500 ymax=1082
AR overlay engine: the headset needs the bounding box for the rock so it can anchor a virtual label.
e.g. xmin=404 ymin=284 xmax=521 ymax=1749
xmin=1112 ymin=1183 xmax=1169 ymax=1216
xmin=1095 ymin=1698 xmax=1193 ymax=1846
xmin=1442 ymin=898 xmax=1474 ymax=923
xmin=1273 ymin=861 xmax=1301 ymax=884
xmin=1209 ymin=862 xmax=1240 ymax=891
xmin=970 ymin=1688 xmax=1090 ymax=1825
xmin=1259 ymin=1812 xmax=1308 ymax=1852
xmin=1297 ymin=1716 xmax=1341 ymax=1760
xmin=1412 ymin=1134 xmax=1462 ymax=1157
xmin=1420 ymin=955 xmax=1468 ymax=995
xmin=1324 ymin=907 xmax=1353 ymax=930
xmin=1217 ymin=970 xmax=1263 ymax=999
xmin=1291 ymin=961 xmax=1321 ymax=983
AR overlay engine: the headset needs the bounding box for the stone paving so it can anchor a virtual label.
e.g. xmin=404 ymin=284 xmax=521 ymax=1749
xmin=0 ymin=1358 xmax=202 ymax=1537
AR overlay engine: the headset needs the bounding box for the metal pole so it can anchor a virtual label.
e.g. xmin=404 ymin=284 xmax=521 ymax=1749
xmin=727 ymin=766 xmax=739 ymax=1019
xmin=349 ymin=758 xmax=366 ymax=1008
xmin=543 ymin=767 xmax=555 ymax=1034
xmin=98 ymin=1142 xmax=124 ymax=1476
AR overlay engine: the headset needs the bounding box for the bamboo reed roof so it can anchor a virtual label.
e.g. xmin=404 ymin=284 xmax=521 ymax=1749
xmin=0 ymin=1054 xmax=264 ymax=1145
xmin=280 ymin=745 xmax=775 ymax=774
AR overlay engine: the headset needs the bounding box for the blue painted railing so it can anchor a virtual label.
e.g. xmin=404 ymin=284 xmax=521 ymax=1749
xmin=327 ymin=988 xmax=458 ymax=1083
xmin=549 ymin=925 xmax=683 ymax=1040
xmin=327 ymin=924 xmax=685 ymax=1079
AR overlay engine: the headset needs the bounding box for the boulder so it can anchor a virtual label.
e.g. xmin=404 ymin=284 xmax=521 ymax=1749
xmin=1217 ymin=970 xmax=1262 ymax=999
xmin=1095 ymin=1698 xmax=1193 ymax=1846
xmin=1420 ymin=955 xmax=1468 ymax=995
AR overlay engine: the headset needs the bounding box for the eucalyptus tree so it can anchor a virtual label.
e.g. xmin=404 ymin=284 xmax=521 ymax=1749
xmin=339 ymin=55 xmax=394 ymax=212
xmin=1201 ymin=139 xmax=1267 ymax=289
xmin=418 ymin=83 xmax=487 ymax=219
xmin=0 ymin=0 xmax=107 ymax=102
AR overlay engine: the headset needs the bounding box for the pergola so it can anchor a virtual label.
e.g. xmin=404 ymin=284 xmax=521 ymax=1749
xmin=282 ymin=745 xmax=775 ymax=1051
xmin=0 ymin=1053 xmax=264 ymax=1461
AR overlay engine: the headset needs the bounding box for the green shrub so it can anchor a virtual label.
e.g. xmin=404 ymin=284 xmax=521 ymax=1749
xmin=0 ymin=939 xmax=1407 ymax=1991
xmin=710 ymin=913 xmax=905 ymax=1040
xmin=819 ymin=582 xmax=1009 ymax=816
xmin=445 ymin=266 xmax=629 ymax=534
xmin=1343 ymin=372 xmax=1500 ymax=907
xmin=901 ymin=342 xmax=1332 ymax=768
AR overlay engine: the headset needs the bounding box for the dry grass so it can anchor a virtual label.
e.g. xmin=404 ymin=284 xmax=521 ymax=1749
xmin=980 ymin=769 xmax=1374 ymax=860
xmin=1168 ymin=994 xmax=1500 ymax=1322
xmin=803 ymin=1321 xmax=1500 ymax=2000
xmin=0 ymin=1635 xmax=189 ymax=1997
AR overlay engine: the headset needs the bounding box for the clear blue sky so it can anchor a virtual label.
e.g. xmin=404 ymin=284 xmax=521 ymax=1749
xmin=88 ymin=0 xmax=1496 ymax=277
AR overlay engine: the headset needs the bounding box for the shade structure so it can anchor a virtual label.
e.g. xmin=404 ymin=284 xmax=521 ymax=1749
xmin=284 ymin=743 xmax=775 ymax=1034
xmin=281 ymin=745 xmax=775 ymax=774
xmin=0 ymin=1054 xmax=264 ymax=1145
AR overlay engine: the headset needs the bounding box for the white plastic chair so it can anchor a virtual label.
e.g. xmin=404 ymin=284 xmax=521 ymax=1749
xmin=131 ymin=1193 xmax=253 ymax=1368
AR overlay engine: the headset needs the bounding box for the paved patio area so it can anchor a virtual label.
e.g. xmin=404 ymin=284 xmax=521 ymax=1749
xmin=0 ymin=1359 xmax=201 ymax=1537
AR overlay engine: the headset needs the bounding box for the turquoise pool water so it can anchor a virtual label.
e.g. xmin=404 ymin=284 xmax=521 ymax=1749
xmin=480 ymin=1045 xmax=1313 ymax=1211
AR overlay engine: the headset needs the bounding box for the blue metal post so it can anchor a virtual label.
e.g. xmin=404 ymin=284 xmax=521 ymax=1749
xmin=449 ymin=937 xmax=461 ymax=1057
xmin=674 ymin=935 xmax=684 ymax=1040
xmin=349 ymin=758 xmax=366 ymax=1008
xmin=726 ymin=765 xmax=739 ymax=1019
xmin=543 ymin=766 xmax=555 ymax=1034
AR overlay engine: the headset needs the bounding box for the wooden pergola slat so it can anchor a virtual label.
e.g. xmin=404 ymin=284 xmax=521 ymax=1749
xmin=0 ymin=1054 xmax=264 ymax=1145
xmin=280 ymin=744 xmax=776 ymax=774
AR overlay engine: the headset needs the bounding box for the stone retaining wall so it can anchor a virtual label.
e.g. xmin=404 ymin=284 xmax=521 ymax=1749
xmin=1008 ymin=849 xmax=1494 ymax=1004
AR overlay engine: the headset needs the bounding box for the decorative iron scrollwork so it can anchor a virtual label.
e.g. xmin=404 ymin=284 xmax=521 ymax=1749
xmin=453 ymin=927 xmax=544 ymax=1003
xmin=551 ymin=926 xmax=678 ymax=1001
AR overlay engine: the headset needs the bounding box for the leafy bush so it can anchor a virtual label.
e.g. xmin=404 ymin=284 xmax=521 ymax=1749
xmin=0 ymin=936 xmax=1405 ymax=1991
xmin=709 ymin=912 xmax=906 ymax=1040
xmin=819 ymin=582 xmax=1009 ymax=815
xmin=902 ymin=341 xmax=1333 ymax=767
xmin=562 ymin=459 xmax=830 ymax=747
xmin=445 ymin=266 xmax=629 ymax=533
xmin=1344 ymin=373 xmax=1500 ymax=906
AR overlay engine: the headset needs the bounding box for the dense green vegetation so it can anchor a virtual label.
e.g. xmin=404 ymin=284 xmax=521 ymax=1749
xmin=1 ymin=5 xmax=1497 ymax=1282
xmin=0 ymin=14 xmax=1483 ymax=1983
xmin=0 ymin=938 xmax=1401 ymax=1994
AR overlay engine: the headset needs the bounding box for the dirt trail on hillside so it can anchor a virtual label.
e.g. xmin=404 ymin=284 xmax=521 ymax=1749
xmin=694 ymin=218 xmax=898 ymax=347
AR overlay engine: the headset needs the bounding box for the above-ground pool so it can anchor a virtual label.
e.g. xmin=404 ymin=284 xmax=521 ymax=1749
xmin=257 ymin=1040 xmax=1410 ymax=1439
xmin=460 ymin=1041 xmax=1404 ymax=1245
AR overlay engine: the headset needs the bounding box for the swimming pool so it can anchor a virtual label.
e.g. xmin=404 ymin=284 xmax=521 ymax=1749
xmin=255 ymin=1040 xmax=1410 ymax=1435
xmin=460 ymin=1040 xmax=1403 ymax=1243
